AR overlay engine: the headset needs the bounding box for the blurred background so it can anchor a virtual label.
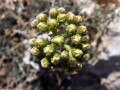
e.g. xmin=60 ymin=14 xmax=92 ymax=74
xmin=0 ymin=0 xmax=120 ymax=90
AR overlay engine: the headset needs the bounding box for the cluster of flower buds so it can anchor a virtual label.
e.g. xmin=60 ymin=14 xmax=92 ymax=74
xmin=29 ymin=7 xmax=90 ymax=74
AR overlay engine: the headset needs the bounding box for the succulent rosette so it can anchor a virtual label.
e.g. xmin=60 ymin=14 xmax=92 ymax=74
xmin=29 ymin=7 xmax=90 ymax=74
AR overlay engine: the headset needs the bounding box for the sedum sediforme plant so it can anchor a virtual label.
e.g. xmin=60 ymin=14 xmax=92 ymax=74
xmin=29 ymin=7 xmax=90 ymax=74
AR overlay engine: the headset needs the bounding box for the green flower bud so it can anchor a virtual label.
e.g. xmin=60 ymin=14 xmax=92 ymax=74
xmin=49 ymin=8 xmax=58 ymax=18
xmin=74 ymin=15 xmax=82 ymax=25
xmin=57 ymin=14 xmax=66 ymax=24
xmin=37 ymin=22 xmax=48 ymax=32
xmin=66 ymin=12 xmax=75 ymax=24
xmin=30 ymin=19 xmax=39 ymax=28
xmin=69 ymin=57 xmax=77 ymax=68
xmin=43 ymin=45 xmax=54 ymax=56
xmin=57 ymin=7 xmax=66 ymax=14
xmin=29 ymin=38 xmax=36 ymax=47
xmin=82 ymin=43 xmax=90 ymax=50
xmin=66 ymin=24 xmax=76 ymax=34
xmin=36 ymin=13 xmax=47 ymax=22
xmin=51 ymin=35 xmax=64 ymax=46
xmin=47 ymin=19 xmax=59 ymax=29
xmin=76 ymin=26 xmax=87 ymax=35
xmin=83 ymin=53 xmax=90 ymax=60
xmin=72 ymin=48 xmax=83 ymax=57
xmin=31 ymin=47 xmax=40 ymax=56
xmin=61 ymin=50 xmax=69 ymax=59
xmin=35 ymin=38 xmax=47 ymax=47
xmin=71 ymin=34 xmax=81 ymax=44
xmin=51 ymin=53 xmax=61 ymax=65
xmin=75 ymin=63 xmax=82 ymax=70
xmin=81 ymin=35 xmax=89 ymax=42
xmin=41 ymin=57 xmax=49 ymax=68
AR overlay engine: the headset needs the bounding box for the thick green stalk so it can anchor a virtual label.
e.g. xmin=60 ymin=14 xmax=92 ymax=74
xmin=61 ymin=32 xmax=68 ymax=38
xmin=64 ymin=44 xmax=74 ymax=59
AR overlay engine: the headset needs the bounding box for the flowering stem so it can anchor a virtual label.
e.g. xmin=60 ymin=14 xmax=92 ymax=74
xmin=64 ymin=44 xmax=74 ymax=59
xmin=61 ymin=32 xmax=68 ymax=38
xmin=51 ymin=43 xmax=55 ymax=48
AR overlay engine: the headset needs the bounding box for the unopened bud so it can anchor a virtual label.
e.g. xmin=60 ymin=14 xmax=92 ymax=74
xmin=41 ymin=57 xmax=49 ymax=68
xmin=43 ymin=45 xmax=54 ymax=56
xmin=81 ymin=35 xmax=89 ymax=42
xmin=66 ymin=12 xmax=75 ymax=24
xmin=31 ymin=47 xmax=40 ymax=56
xmin=36 ymin=13 xmax=47 ymax=22
xmin=75 ymin=63 xmax=82 ymax=70
xmin=72 ymin=48 xmax=83 ymax=57
xmin=71 ymin=34 xmax=81 ymax=44
xmin=82 ymin=44 xmax=90 ymax=50
xmin=61 ymin=50 xmax=69 ymax=59
xmin=57 ymin=14 xmax=66 ymax=24
xmin=29 ymin=38 xmax=36 ymax=47
xmin=74 ymin=15 xmax=82 ymax=25
xmin=35 ymin=38 xmax=47 ymax=47
xmin=51 ymin=53 xmax=61 ymax=65
xmin=37 ymin=22 xmax=48 ymax=32
xmin=51 ymin=35 xmax=64 ymax=46
xmin=66 ymin=24 xmax=76 ymax=34
xmin=49 ymin=8 xmax=58 ymax=18
xmin=30 ymin=19 xmax=39 ymax=28
xmin=69 ymin=57 xmax=77 ymax=68
xmin=57 ymin=7 xmax=66 ymax=14
xmin=47 ymin=19 xmax=59 ymax=29
xmin=76 ymin=26 xmax=87 ymax=35
xmin=83 ymin=53 xmax=90 ymax=60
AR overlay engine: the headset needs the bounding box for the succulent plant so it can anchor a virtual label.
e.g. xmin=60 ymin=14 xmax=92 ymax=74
xmin=29 ymin=38 xmax=36 ymax=47
xmin=71 ymin=34 xmax=81 ymax=44
xmin=43 ymin=44 xmax=54 ymax=56
xmin=49 ymin=8 xmax=58 ymax=19
xmin=29 ymin=7 xmax=90 ymax=74
xmin=72 ymin=48 xmax=83 ymax=58
xmin=66 ymin=24 xmax=77 ymax=34
xmin=51 ymin=53 xmax=61 ymax=65
xmin=37 ymin=22 xmax=48 ymax=32
xmin=57 ymin=14 xmax=66 ymax=24
xmin=30 ymin=47 xmax=40 ymax=56
xmin=41 ymin=57 xmax=50 ymax=68
xmin=57 ymin=7 xmax=66 ymax=14
xmin=35 ymin=38 xmax=47 ymax=48
xmin=36 ymin=13 xmax=47 ymax=22
xmin=61 ymin=50 xmax=69 ymax=59
xmin=51 ymin=35 xmax=64 ymax=46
